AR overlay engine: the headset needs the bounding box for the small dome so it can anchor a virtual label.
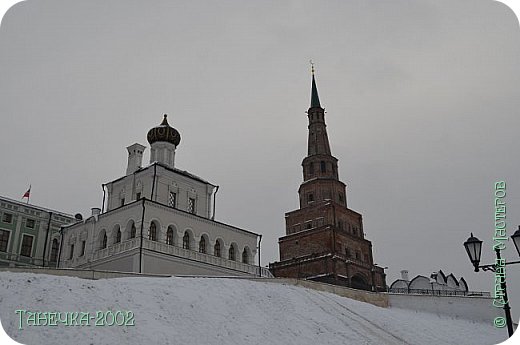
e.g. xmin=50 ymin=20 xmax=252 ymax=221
xmin=147 ymin=114 xmax=181 ymax=146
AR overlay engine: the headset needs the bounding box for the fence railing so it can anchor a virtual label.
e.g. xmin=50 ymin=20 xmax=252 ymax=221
xmin=0 ymin=251 xmax=57 ymax=268
xmin=388 ymin=287 xmax=491 ymax=297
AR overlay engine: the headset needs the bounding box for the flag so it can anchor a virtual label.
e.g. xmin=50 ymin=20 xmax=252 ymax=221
xmin=22 ymin=186 xmax=31 ymax=199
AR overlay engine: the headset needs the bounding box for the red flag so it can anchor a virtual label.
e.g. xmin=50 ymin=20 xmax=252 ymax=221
xmin=22 ymin=186 xmax=31 ymax=199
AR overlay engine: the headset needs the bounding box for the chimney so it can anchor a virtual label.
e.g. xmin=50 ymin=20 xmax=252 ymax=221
xmin=400 ymin=270 xmax=409 ymax=281
xmin=126 ymin=143 xmax=146 ymax=175
xmin=91 ymin=208 xmax=101 ymax=217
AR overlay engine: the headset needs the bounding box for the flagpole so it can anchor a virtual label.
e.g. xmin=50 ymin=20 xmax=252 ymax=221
xmin=23 ymin=185 xmax=31 ymax=204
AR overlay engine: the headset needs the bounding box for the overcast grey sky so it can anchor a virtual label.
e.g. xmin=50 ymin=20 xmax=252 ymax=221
xmin=1 ymin=0 xmax=519 ymax=322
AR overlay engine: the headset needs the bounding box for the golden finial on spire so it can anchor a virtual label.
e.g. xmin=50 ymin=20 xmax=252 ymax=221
xmin=310 ymin=59 xmax=315 ymax=75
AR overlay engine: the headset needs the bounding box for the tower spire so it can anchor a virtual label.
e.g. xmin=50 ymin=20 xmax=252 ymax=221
xmin=310 ymin=61 xmax=321 ymax=108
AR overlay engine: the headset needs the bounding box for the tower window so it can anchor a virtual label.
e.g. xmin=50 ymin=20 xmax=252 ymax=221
xmin=26 ymin=218 xmax=35 ymax=229
xmin=69 ymin=244 xmax=74 ymax=260
xmin=80 ymin=240 xmax=86 ymax=256
xmin=242 ymin=248 xmax=249 ymax=264
xmin=20 ymin=235 xmax=33 ymax=257
xmin=214 ymin=240 xmax=221 ymax=257
xmin=188 ymin=198 xmax=196 ymax=214
xmin=309 ymin=163 xmax=314 ymax=174
xmin=166 ymin=226 xmax=174 ymax=245
xmin=339 ymin=193 xmax=344 ymax=203
xmin=120 ymin=198 xmax=125 ymax=206
xmin=130 ymin=224 xmax=136 ymax=239
xmin=50 ymin=238 xmax=59 ymax=262
xmin=320 ymin=161 xmax=326 ymax=173
xmin=308 ymin=193 xmax=314 ymax=203
xmin=229 ymin=246 xmax=236 ymax=261
xmin=101 ymin=233 xmax=107 ymax=249
xmin=183 ymin=231 xmax=190 ymax=250
xmin=149 ymin=222 xmax=157 ymax=241
xmin=2 ymin=213 xmax=13 ymax=223
xmin=169 ymin=192 xmax=176 ymax=208
xmin=136 ymin=192 xmax=141 ymax=200
xmin=199 ymin=237 xmax=206 ymax=254
xmin=0 ymin=230 xmax=10 ymax=252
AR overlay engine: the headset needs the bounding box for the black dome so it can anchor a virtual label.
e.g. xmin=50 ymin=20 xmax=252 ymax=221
xmin=147 ymin=114 xmax=181 ymax=146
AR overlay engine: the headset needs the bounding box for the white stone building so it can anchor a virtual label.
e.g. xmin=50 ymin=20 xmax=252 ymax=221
xmin=59 ymin=115 xmax=271 ymax=277
xmin=388 ymin=269 xmax=482 ymax=296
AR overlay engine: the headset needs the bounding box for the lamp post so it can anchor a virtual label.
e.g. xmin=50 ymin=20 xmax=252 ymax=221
xmin=463 ymin=227 xmax=520 ymax=337
xmin=512 ymin=227 xmax=520 ymax=257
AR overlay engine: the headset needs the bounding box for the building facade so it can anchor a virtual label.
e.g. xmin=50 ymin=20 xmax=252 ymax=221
xmin=388 ymin=269 xmax=487 ymax=296
xmin=59 ymin=115 xmax=271 ymax=277
xmin=269 ymin=73 xmax=386 ymax=291
xmin=0 ymin=196 xmax=74 ymax=267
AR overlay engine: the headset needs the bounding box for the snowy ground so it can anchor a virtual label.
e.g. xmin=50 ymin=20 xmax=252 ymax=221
xmin=0 ymin=272 xmax=510 ymax=345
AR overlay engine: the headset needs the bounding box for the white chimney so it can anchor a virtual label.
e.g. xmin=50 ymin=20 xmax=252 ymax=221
xmin=91 ymin=208 xmax=101 ymax=217
xmin=400 ymin=270 xmax=409 ymax=281
xmin=126 ymin=143 xmax=146 ymax=175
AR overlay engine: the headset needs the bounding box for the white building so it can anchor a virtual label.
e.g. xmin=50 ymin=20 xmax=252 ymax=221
xmin=388 ymin=269 xmax=483 ymax=296
xmin=59 ymin=115 xmax=271 ymax=277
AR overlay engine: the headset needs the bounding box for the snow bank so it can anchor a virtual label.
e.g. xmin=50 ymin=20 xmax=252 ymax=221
xmin=0 ymin=272 xmax=509 ymax=345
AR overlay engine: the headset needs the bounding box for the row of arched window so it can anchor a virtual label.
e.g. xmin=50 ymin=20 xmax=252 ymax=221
xmin=96 ymin=221 xmax=251 ymax=264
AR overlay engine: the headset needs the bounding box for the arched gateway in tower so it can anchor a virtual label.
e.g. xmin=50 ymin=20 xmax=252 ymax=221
xmin=269 ymin=71 xmax=386 ymax=291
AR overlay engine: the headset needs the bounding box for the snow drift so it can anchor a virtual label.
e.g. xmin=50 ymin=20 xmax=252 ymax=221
xmin=0 ymin=272 xmax=509 ymax=345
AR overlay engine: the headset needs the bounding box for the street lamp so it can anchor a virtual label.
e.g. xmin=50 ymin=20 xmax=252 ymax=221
xmin=463 ymin=230 xmax=520 ymax=338
xmin=463 ymin=233 xmax=483 ymax=272
xmin=512 ymin=226 xmax=520 ymax=257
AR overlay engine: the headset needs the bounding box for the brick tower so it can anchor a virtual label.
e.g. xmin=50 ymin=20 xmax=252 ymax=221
xmin=269 ymin=70 xmax=386 ymax=291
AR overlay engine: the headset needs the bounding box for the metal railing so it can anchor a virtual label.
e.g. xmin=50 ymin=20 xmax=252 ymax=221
xmin=388 ymin=287 xmax=491 ymax=297
xmin=0 ymin=251 xmax=58 ymax=268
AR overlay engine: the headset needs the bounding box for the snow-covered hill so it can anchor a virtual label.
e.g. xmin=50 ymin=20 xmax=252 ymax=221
xmin=0 ymin=272 xmax=509 ymax=345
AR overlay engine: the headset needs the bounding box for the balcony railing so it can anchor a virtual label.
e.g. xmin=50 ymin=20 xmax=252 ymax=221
xmin=71 ymin=238 xmax=272 ymax=277
xmin=388 ymin=287 xmax=491 ymax=297
xmin=90 ymin=238 xmax=140 ymax=262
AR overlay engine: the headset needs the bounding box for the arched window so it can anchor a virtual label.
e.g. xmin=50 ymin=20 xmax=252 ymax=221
xmin=183 ymin=231 xmax=190 ymax=250
xmin=320 ymin=161 xmax=326 ymax=173
xmin=229 ymin=245 xmax=236 ymax=261
xmin=130 ymin=223 xmax=136 ymax=239
xmin=149 ymin=222 xmax=157 ymax=241
xmin=199 ymin=237 xmax=206 ymax=254
xmin=242 ymin=248 xmax=248 ymax=264
xmin=166 ymin=226 xmax=174 ymax=245
xmin=50 ymin=239 xmax=59 ymax=262
xmin=101 ymin=233 xmax=107 ymax=249
xmin=214 ymin=241 xmax=221 ymax=257
xmin=115 ymin=229 xmax=121 ymax=243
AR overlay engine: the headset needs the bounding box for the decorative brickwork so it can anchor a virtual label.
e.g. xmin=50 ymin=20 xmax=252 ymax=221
xmin=270 ymin=73 xmax=386 ymax=291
